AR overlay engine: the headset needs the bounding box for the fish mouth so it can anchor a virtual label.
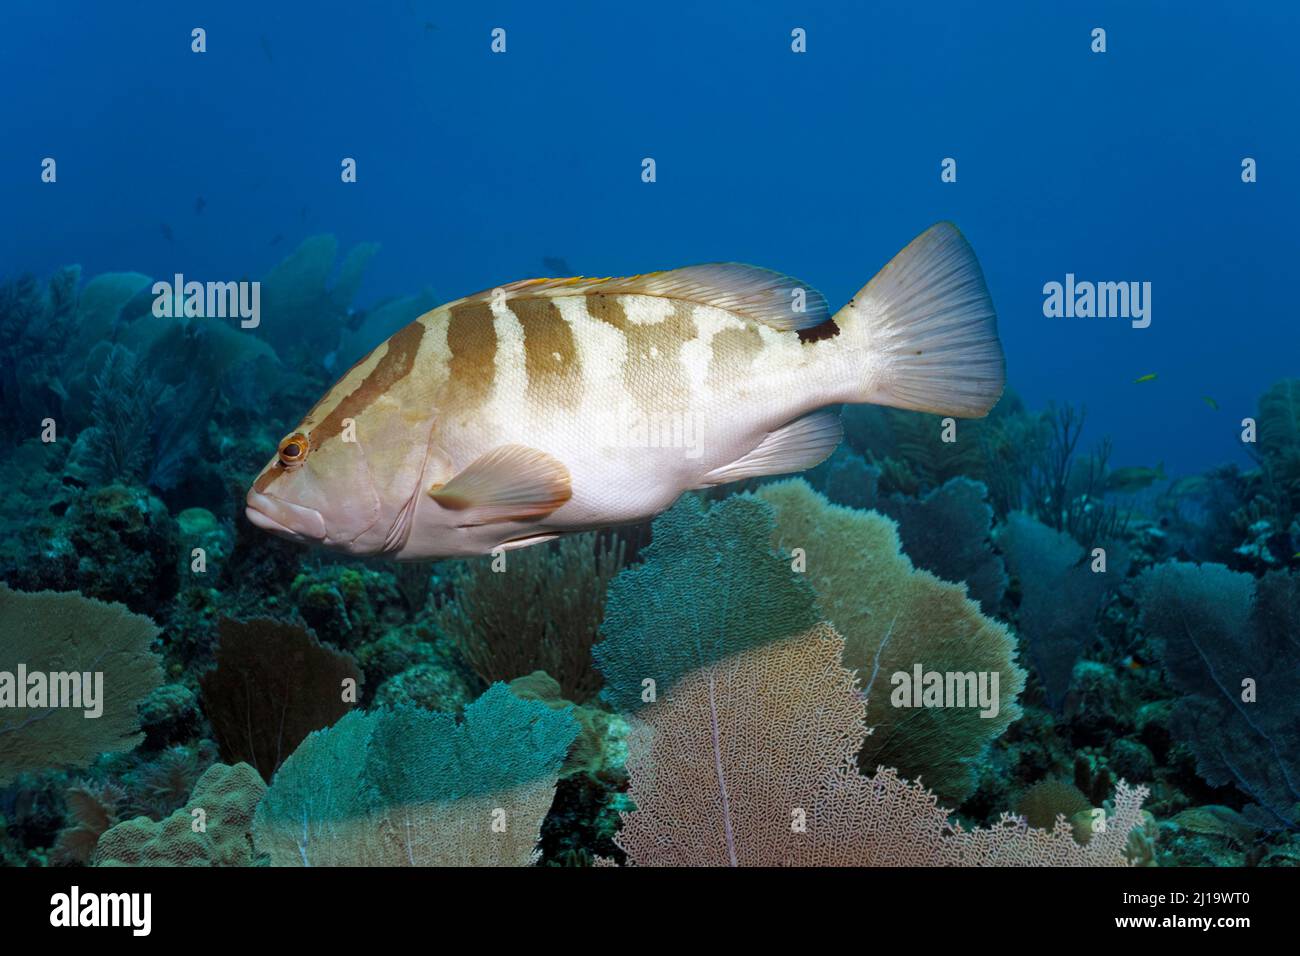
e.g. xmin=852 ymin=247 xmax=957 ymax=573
xmin=245 ymin=490 xmax=328 ymax=542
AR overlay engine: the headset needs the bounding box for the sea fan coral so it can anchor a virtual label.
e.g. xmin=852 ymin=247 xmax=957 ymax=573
xmin=612 ymin=625 xmax=1145 ymax=866
xmin=0 ymin=584 xmax=164 ymax=786
xmin=1139 ymin=563 xmax=1300 ymax=829
xmin=756 ymin=480 xmax=1024 ymax=804
xmin=258 ymin=234 xmax=379 ymax=360
xmin=997 ymin=511 xmax=1122 ymax=710
xmin=199 ymin=617 xmax=362 ymax=782
xmin=873 ymin=477 xmax=1008 ymax=613
xmin=252 ymin=685 xmax=577 ymax=866
xmin=592 ymin=494 xmax=818 ymax=713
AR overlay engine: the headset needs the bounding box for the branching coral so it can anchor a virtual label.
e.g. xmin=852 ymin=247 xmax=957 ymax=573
xmin=0 ymin=267 xmax=82 ymax=441
xmin=841 ymin=404 xmax=988 ymax=490
xmin=1139 ymin=563 xmax=1300 ymax=829
xmin=252 ymin=685 xmax=577 ymax=866
xmin=78 ymin=345 xmax=163 ymax=485
xmin=199 ymin=617 xmax=362 ymax=782
xmin=0 ymin=584 xmax=163 ymax=786
xmin=756 ymin=480 xmax=1024 ymax=805
xmin=1029 ymin=404 xmax=1129 ymax=545
xmin=1254 ymin=378 xmax=1300 ymax=527
xmin=612 ymin=626 xmax=1146 ymax=866
xmin=435 ymin=531 xmax=627 ymax=702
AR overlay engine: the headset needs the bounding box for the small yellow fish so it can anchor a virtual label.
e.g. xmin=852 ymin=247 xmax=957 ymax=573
xmin=1134 ymin=373 xmax=1158 ymax=384
xmin=246 ymin=223 xmax=1006 ymax=558
xmin=1202 ymin=395 xmax=1219 ymax=410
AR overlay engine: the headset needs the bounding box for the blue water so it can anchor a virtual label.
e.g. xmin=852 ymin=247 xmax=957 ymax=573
xmin=2 ymin=0 xmax=1296 ymax=473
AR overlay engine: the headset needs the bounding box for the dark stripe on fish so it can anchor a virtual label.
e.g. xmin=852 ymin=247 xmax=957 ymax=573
xmin=622 ymin=300 xmax=695 ymax=412
xmin=706 ymin=324 xmax=765 ymax=391
xmin=444 ymin=300 xmax=498 ymax=411
xmin=311 ymin=319 xmax=426 ymax=446
xmin=509 ymin=297 xmax=582 ymax=409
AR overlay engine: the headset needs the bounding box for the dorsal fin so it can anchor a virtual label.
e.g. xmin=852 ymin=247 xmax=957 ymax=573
xmin=495 ymin=264 xmax=831 ymax=332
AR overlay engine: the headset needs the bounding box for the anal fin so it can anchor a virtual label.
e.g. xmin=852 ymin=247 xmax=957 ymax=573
xmin=700 ymin=408 xmax=843 ymax=486
xmin=428 ymin=444 xmax=572 ymax=526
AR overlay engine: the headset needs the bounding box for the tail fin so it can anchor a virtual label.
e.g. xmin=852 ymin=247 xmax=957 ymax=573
xmin=834 ymin=222 xmax=1005 ymax=418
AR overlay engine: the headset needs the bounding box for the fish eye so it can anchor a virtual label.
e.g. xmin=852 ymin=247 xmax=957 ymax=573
xmin=277 ymin=433 xmax=309 ymax=466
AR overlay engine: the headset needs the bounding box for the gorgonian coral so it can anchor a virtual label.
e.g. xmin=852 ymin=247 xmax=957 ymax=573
xmin=757 ymin=480 xmax=1024 ymax=805
xmin=0 ymin=584 xmax=163 ymax=786
xmin=1140 ymin=563 xmax=1300 ymax=829
xmin=434 ymin=531 xmax=626 ymax=702
xmin=252 ymin=685 xmax=577 ymax=866
xmin=593 ymin=494 xmax=818 ymax=713
xmin=611 ymin=626 xmax=1145 ymax=866
xmin=199 ymin=617 xmax=361 ymax=782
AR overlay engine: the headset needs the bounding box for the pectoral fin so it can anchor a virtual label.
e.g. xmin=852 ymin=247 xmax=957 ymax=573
xmin=428 ymin=444 xmax=572 ymax=525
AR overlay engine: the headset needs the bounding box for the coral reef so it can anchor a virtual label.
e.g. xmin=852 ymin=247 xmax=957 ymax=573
xmin=3 ymin=245 xmax=1296 ymax=870
xmin=612 ymin=625 xmax=1146 ymax=866
xmin=94 ymin=763 xmax=266 ymax=867
xmin=0 ymin=584 xmax=163 ymax=786
xmin=433 ymin=532 xmax=626 ymax=702
xmin=252 ymin=685 xmax=576 ymax=866
xmin=1139 ymin=563 xmax=1300 ymax=829
xmin=199 ymin=617 xmax=362 ymax=782
xmin=757 ymin=480 xmax=1024 ymax=804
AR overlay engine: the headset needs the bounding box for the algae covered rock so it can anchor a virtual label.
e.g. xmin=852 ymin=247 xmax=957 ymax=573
xmin=291 ymin=564 xmax=405 ymax=651
xmin=14 ymin=483 xmax=179 ymax=617
xmin=374 ymin=661 xmax=473 ymax=713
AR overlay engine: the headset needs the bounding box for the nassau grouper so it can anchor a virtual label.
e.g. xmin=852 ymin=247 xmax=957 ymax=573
xmin=246 ymin=223 xmax=1005 ymax=558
